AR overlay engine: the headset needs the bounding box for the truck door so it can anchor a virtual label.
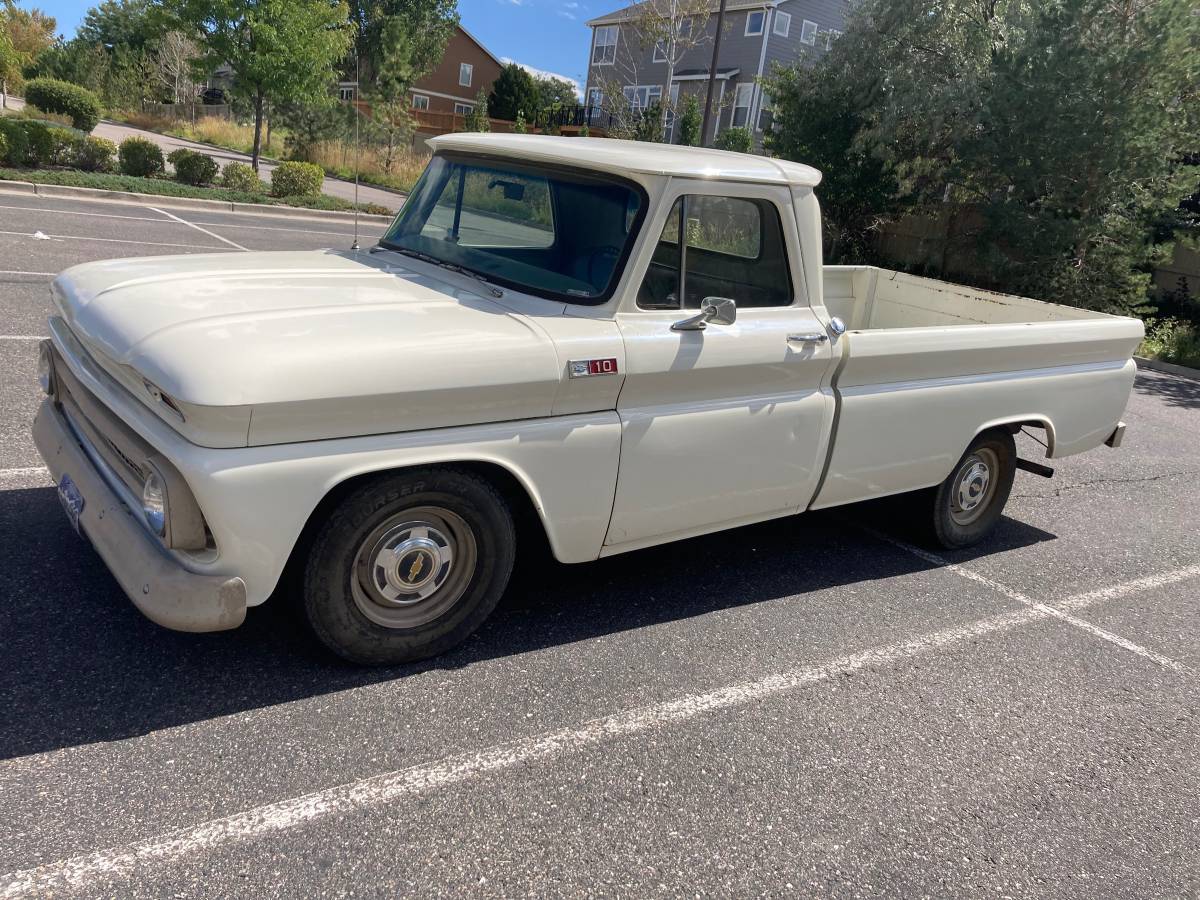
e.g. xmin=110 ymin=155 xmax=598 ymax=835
xmin=605 ymin=181 xmax=838 ymax=550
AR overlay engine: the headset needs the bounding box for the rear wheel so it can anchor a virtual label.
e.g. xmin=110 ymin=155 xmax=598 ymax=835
xmin=917 ymin=429 xmax=1016 ymax=549
xmin=303 ymin=468 xmax=515 ymax=666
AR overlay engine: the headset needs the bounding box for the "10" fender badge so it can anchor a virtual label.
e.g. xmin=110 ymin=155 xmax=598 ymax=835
xmin=568 ymin=358 xmax=619 ymax=378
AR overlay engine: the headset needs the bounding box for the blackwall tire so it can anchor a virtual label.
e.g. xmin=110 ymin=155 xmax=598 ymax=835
xmin=924 ymin=429 xmax=1017 ymax=550
xmin=303 ymin=468 xmax=515 ymax=666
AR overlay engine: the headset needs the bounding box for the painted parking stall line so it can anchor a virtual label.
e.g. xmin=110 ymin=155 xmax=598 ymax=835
xmin=865 ymin=527 xmax=1195 ymax=675
xmin=0 ymin=229 xmax=220 ymax=251
xmin=147 ymin=207 xmax=250 ymax=252
xmin=0 ymin=270 xmax=57 ymax=278
xmin=2 ymin=560 xmax=1197 ymax=898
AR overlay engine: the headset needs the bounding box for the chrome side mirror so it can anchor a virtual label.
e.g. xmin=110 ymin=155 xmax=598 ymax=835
xmin=671 ymin=297 xmax=737 ymax=332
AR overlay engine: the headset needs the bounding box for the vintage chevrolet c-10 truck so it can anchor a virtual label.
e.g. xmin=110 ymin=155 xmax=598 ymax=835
xmin=33 ymin=134 xmax=1141 ymax=664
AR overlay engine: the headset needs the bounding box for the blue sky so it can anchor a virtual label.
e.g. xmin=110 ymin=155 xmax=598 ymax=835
xmin=20 ymin=0 xmax=601 ymax=94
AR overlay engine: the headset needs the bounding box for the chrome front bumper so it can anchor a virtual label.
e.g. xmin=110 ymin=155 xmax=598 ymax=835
xmin=33 ymin=399 xmax=247 ymax=632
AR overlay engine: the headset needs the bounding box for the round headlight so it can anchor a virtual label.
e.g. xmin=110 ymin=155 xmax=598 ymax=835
xmin=37 ymin=342 xmax=53 ymax=395
xmin=142 ymin=470 xmax=167 ymax=536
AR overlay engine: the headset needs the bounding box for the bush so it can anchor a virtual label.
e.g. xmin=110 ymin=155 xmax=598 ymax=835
xmin=714 ymin=126 xmax=753 ymax=153
xmin=1140 ymin=318 xmax=1200 ymax=369
xmin=75 ymin=136 xmax=118 ymax=172
xmin=220 ymin=161 xmax=263 ymax=193
xmin=173 ymin=150 xmax=219 ymax=186
xmin=14 ymin=120 xmax=55 ymax=167
xmin=270 ymin=160 xmax=323 ymax=197
xmin=0 ymin=119 xmax=27 ymax=165
xmin=0 ymin=133 xmax=7 ymax=166
xmin=119 ymin=136 xmax=164 ymax=177
xmin=24 ymin=78 xmax=104 ymax=132
xmin=166 ymin=147 xmax=193 ymax=167
xmin=46 ymin=128 xmax=84 ymax=167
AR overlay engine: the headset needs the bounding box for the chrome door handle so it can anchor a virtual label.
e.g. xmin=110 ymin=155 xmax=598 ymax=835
xmin=787 ymin=333 xmax=828 ymax=344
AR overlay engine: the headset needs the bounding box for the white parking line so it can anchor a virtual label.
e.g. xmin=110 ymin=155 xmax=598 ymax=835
xmin=0 ymin=204 xmax=382 ymax=238
xmin=147 ymin=207 xmax=249 ymax=252
xmin=1058 ymin=565 xmax=1200 ymax=610
xmin=0 ymin=230 xmax=220 ymax=251
xmin=0 ymin=466 xmax=50 ymax=486
xmin=0 ymin=335 xmax=46 ymax=341
xmin=867 ymin=529 xmax=1194 ymax=675
xmin=2 ymin=561 xmax=1194 ymax=897
xmin=0 ymin=270 xmax=56 ymax=278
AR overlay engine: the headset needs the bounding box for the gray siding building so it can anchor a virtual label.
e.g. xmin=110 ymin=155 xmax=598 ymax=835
xmin=583 ymin=0 xmax=850 ymax=147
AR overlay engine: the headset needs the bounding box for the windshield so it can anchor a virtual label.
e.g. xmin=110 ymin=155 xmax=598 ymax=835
xmin=380 ymin=154 xmax=646 ymax=303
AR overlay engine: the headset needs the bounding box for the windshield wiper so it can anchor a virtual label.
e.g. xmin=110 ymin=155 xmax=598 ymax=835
xmin=377 ymin=244 xmax=504 ymax=298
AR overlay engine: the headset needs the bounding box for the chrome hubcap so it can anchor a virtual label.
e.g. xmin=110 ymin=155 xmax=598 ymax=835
xmin=352 ymin=507 xmax=477 ymax=629
xmin=949 ymin=449 xmax=998 ymax=526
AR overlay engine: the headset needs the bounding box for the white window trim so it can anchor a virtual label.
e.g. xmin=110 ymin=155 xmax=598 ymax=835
xmin=800 ymin=19 xmax=818 ymax=46
xmin=825 ymin=28 xmax=842 ymax=50
xmin=459 ymin=62 xmax=473 ymax=87
xmin=743 ymin=10 xmax=765 ymax=36
xmin=653 ymin=40 xmax=668 ymax=63
xmin=592 ymin=25 xmax=618 ymax=66
xmin=454 ymin=102 xmax=474 ymax=115
xmin=623 ymin=84 xmax=663 ymax=111
xmin=773 ymin=10 xmax=791 ymax=37
xmin=755 ymin=93 xmax=771 ymax=131
xmin=411 ymin=93 xmax=430 ymax=110
xmin=587 ymin=87 xmax=604 ymax=107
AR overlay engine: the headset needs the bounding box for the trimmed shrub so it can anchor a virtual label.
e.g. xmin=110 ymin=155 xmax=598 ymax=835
xmin=119 ymin=136 xmax=165 ymax=177
xmin=714 ymin=126 xmax=753 ymax=153
xmin=167 ymin=147 xmax=193 ymax=166
xmin=75 ymin=136 xmax=118 ymax=172
xmin=220 ymin=161 xmax=263 ymax=193
xmin=47 ymin=128 xmax=84 ymax=167
xmin=0 ymin=119 xmax=26 ymax=165
xmin=270 ymin=160 xmax=323 ymax=197
xmin=0 ymin=133 xmax=7 ymax=166
xmin=24 ymin=78 xmax=104 ymax=132
xmin=173 ymin=151 xmax=219 ymax=186
xmin=20 ymin=120 xmax=55 ymax=167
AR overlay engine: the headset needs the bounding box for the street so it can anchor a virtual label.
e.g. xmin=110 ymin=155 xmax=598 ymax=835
xmin=1 ymin=190 xmax=1198 ymax=897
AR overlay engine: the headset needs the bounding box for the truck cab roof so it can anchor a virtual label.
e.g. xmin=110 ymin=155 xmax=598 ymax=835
xmin=427 ymin=133 xmax=824 ymax=188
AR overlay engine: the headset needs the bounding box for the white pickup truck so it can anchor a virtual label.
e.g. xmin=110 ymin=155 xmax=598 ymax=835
xmin=34 ymin=134 xmax=1142 ymax=664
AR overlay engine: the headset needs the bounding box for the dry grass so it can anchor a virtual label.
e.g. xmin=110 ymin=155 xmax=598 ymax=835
xmin=305 ymin=140 xmax=429 ymax=193
xmin=166 ymin=117 xmax=288 ymax=158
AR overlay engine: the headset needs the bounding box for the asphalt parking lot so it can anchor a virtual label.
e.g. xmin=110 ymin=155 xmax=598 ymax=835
xmin=1 ymin=191 xmax=1198 ymax=898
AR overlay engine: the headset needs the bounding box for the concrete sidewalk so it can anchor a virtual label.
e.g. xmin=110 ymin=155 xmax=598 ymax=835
xmin=4 ymin=96 xmax=408 ymax=213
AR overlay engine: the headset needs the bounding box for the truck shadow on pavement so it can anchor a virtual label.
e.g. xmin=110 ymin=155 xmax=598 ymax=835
xmin=0 ymin=486 xmax=1056 ymax=761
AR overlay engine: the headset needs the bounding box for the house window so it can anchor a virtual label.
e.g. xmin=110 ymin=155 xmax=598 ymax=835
xmin=653 ymin=40 xmax=668 ymax=62
xmin=623 ymin=84 xmax=662 ymax=111
xmin=338 ymin=86 xmax=355 ymax=101
xmin=587 ymin=87 xmax=604 ymax=108
xmin=825 ymin=29 xmax=842 ymax=50
xmin=800 ymin=19 xmax=818 ymax=45
xmin=731 ymin=82 xmax=753 ymax=128
xmin=459 ymin=63 xmax=473 ymax=87
xmin=664 ymin=82 xmax=681 ymax=141
xmin=756 ymin=93 xmax=772 ymax=132
xmin=593 ymin=25 xmax=618 ymax=65
xmin=773 ymin=11 xmax=791 ymax=37
xmin=454 ymin=102 xmax=474 ymax=115
xmin=744 ymin=10 xmax=765 ymax=36
xmin=412 ymin=94 xmax=430 ymax=110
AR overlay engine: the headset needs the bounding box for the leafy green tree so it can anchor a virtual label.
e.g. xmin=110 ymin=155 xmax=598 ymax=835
xmin=633 ymin=101 xmax=663 ymax=143
xmin=532 ymin=74 xmax=577 ymax=111
xmin=714 ymin=125 xmax=751 ymax=153
xmin=764 ymin=62 xmax=899 ymax=262
xmin=78 ymin=0 xmax=155 ymax=53
xmin=160 ymin=0 xmax=354 ymax=171
xmin=675 ymin=94 xmax=700 ymax=146
xmin=1 ymin=1 xmax=55 ymax=105
xmin=776 ymin=0 xmax=1200 ymax=314
xmin=460 ymin=89 xmax=490 ymax=132
xmin=488 ymin=62 xmax=537 ymax=122
xmin=349 ymin=0 xmax=456 ymax=84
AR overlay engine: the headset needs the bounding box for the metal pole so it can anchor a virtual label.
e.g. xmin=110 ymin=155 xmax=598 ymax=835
xmin=700 ymin=0 xmax=728 ymax=147
xmin=351 ymin=47 xmax=361 ymax=251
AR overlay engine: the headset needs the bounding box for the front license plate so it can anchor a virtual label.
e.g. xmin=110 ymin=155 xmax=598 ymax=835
xmin=57 ymin=474 xmax=85 ymax=534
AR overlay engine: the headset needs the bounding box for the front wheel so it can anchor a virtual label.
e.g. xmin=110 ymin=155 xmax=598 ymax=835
xmin=918 ymin=429 xmax=1017 ymax=549
xmin=303 ymin=468 xmax=515 ymax=666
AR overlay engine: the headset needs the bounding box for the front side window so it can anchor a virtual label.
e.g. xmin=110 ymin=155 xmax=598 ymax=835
xmin=745 ymin=10 xmax=765 ymax=35
xmin=637 ymin=194 xmax=792 ymax=309
xmin=383 ymin=155 xmax=646 ymax=303
xmin=459 ymin=62 xmax=473 ymax=86
xmin=593 ymin=25 xmax=618 ymax=65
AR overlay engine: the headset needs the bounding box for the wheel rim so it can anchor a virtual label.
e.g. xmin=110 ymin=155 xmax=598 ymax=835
xmin=351 ymin=506 xmax=478 ymax=629
xmin=949 ymin=448 xmax=999 ymax=526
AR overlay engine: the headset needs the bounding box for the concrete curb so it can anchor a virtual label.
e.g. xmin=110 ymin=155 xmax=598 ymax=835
xmin=1135 ymin=356 xmax=1200 ymax=382
xmin=0 ymin=179 xmax=396 ymax=225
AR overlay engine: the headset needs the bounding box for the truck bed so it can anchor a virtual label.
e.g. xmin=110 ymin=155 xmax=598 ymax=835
xmin=811 ymin=266 xmax=1144 ymax=510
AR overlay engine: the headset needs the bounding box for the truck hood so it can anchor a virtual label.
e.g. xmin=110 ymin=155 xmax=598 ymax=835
xmin=52 ymin=250 xmax=566 ymax=446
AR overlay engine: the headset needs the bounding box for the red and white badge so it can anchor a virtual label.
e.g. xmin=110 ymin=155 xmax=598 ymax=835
xmin=568 ymin=358 xmax=619 ymax=378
